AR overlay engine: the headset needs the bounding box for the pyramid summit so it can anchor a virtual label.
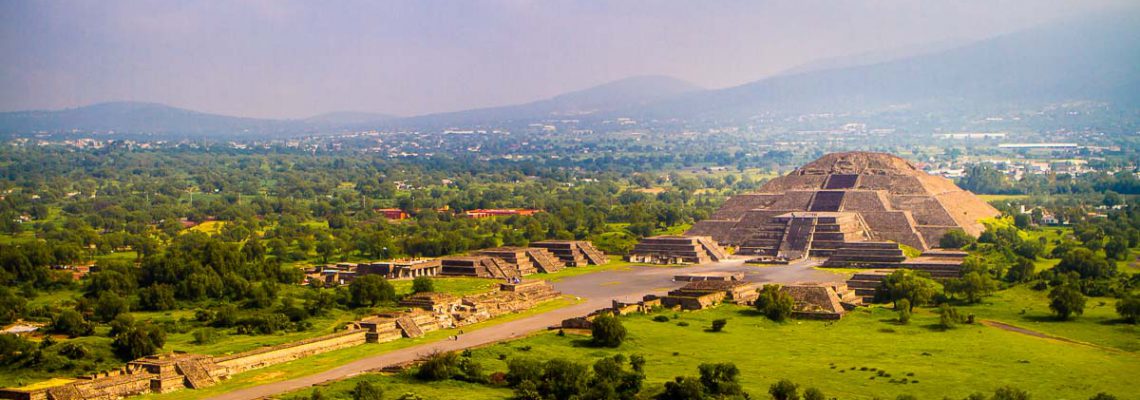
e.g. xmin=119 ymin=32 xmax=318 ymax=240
xmin=688 ymin=151 xmax=999 ymax=260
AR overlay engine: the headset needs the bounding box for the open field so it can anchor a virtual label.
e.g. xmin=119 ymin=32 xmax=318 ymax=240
xmin=279 ymin=299 xmax=1137 ymax=400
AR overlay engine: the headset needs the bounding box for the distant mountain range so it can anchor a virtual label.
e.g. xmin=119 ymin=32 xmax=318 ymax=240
xmin=2 ymin=9 xmax=1137 ymax=136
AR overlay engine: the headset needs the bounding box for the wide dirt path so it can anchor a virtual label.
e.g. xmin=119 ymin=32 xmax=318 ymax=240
xmin=209 ymin=258 xmax=838 ymax=400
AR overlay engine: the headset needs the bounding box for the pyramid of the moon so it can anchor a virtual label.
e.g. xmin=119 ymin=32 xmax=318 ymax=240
xmin=687 ymin=152 xmax=999 ymax=259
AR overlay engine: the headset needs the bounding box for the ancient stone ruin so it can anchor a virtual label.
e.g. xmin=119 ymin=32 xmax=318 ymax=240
xmin=477 ymin=247 xmax=565 ymax=274
xmin=627 ymin=235 xmax=729 ymax=265
xmin=0 ymin=280 xmax=561 ymax=400
xmin=660 ymin=280 xmax=758 ymax=310
xmin=778 ymin=283 xmax=861 ymax=320
xmin=531 ymin=240 xmax=608 ymax=267
xmin=687 ymin=151 xmax=998 ymax=270
xmin=439 ymin=255 xmax=521 ymax=278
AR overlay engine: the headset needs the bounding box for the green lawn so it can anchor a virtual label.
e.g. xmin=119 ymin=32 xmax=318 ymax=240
xmin=536 ymin=256 xmax=678 ymax=282
xmin=956 ymin=286 xmax=1139 ymax=352
xmin=280 ymin=374 xmax=510 ymax=400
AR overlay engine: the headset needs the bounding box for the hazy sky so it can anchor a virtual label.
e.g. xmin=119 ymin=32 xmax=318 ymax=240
xmin=0 ymin=1 xmax=1131 ymax=118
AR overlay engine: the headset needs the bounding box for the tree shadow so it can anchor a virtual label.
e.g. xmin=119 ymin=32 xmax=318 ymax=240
xmin=735 ymin=308 xmax=763 ymax=317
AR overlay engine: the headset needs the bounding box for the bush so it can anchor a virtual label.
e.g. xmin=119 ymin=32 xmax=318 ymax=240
xmin=416 ymin=351 xmax=460 ymax=381
xmin=138 ymin=284 xmax=177 ymax=311
xmin=94 ymin=292 xmax=130 ymax=323
xmin=804 ymin=387 xmax=825 ymax=400
xmin=590 ymin=313 xmax=626 ymax=348
xmin=769 ymin=378 xmax=799 ymax=400
xmin=709 ymin=319 xmax=727 ymax=332
xmin=756 ymin=284 xmax=793 ymax=321
xmin=411 ymin=276 xmax=434 ymax=294
xmin=349 ymin=275 xmax=396 ymax=307
xmin=192 ymin=327 xmax=218 ymax=344
xmin=938 ymin=304 xmax=962 ymax=329
xmin=653 ymin=315 xmax=670 ymax=322
xmin=352 ymin=380 xmax=383 ymax=400
xmin=896 ymin=299 xmax=912 ymax=324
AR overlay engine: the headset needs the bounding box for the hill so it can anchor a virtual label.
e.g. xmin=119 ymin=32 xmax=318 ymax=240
xmin=0 ymin=102 xmax=309 ymax=136
xmin=395 ymin=75 xmax=703 ymax=127
xmin=632 ymin=10 xmax=1140 ymax=119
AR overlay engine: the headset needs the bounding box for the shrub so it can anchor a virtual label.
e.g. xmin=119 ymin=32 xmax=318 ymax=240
xmin=676 ymin=321 xmax=690 ymax=327
xmin=416 ymin=351 xmax=460 ymax=381
xmin=803 ymin=387 xmax=825 ymax=400
xmin=653 ymin=315 xmax=670 ymax=322
xmin=699 ymin=363 xmax=743 ymax=397
xmin=192 ymin=328 xmax=218 ymax=345
xmin=411 ymin=276 xmax=434 ymax=294
xmin=352 ymin=380 xmax=383 ymax=400
xmin=710 ymin=319 xmax=727 ymax=332
xmin=590 ymin=313 xmax=626 ymax=348
xmin=756 ymin=284 xmax=794 ymax=321
xmin=991 ymin=385 xmax=1031 ymax=400
xmin=768 ymin=378 xmax=799 ymax=400
xmin=938 ymin=304 xmax=962 ymax=329
xmin=896 ymin=299 xmax=911 ymax=324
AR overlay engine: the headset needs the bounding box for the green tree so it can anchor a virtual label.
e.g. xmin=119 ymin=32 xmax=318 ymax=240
xmin=52 ymin=309 xmax=94 ymax=338
xmin=1049 ymin=285 xmax=1086 ymax=320
xmin=656 ymin=376 xmax=705 ymax=400
xmin=591 ymin=313 xmax=627 ymax=348
xmin=1055 ymin=248 xmax=1115 ymax=279
xmin=938 ymin=303 xmax=962 ymax=329
xmin=112 ymin=323 xmax=166 ymax=360
xmin=755 ymin=284 xmax=794 ymax=321
xmin=1115 ymin=295 xmax=1140 ymax=324
xmin=698 ymin=362 xmax=743 ymax=397
xmin=940 ymin=229 xmax=976 ymax=249
xmin=881 ymin=270 xmax=938 ymax=311
xmin=709 ymin=319 xmax=727 ymax=332
xmin=138 ymin=284 xmax=177 ymax=311
xmin=349 ymin=274 xmax=396 ymax=307
xmin=944 ymin=272 xmax=997 ymax=303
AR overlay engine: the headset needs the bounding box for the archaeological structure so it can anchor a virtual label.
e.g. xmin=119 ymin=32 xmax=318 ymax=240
xmin=687 ymin=151 xmax=999 ymax=270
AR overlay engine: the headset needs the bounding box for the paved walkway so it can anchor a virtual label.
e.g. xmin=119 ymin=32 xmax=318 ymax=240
xmin=209 ymin=258 xmax=840 ymax=400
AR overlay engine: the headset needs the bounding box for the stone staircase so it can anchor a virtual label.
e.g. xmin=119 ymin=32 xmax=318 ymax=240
xmin=175 ymin=359 xmax=216 ymax=389
xmin=527 ymin=248 xmax=565 ymax=273
xmin=845 ymin=270 xmax=893 ymax=303
xmin=777 ymin=217 xmax=816 ymax=260
xmin=577 ymin=242 xmax=608 ymax=265
xmin=395 ymin=316 xmax=425 ymax=338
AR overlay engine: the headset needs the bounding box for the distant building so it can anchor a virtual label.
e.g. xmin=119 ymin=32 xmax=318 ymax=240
xmin=376 ymin=208 xmax=408 ymax=220
xmin=463 ymin=209 xmax=541 ymax=218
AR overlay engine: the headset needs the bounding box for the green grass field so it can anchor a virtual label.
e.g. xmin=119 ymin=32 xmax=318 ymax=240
xmin=273 ymin=297 xmax=1138 ymax=400
xmin=139 ymin=296 xmax=580 ymax=400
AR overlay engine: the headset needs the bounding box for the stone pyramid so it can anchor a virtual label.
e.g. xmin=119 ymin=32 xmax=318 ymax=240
xmin=688 ymin=152 xmax=998 ymax=256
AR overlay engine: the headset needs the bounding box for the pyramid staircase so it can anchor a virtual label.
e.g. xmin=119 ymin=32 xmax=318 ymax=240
xmin=577 ymin=242 xmax=608 ymax=265
xmin=395 ymin=316 xmax=425 ymax=338
xmin=527 ymin=248 xmax=565 ymax=273
xmin=777 ymin=217 xmax=816 ymax=260
xmin=175 ymin=359 xmax=217 ymax=389
xmin=845 ymin=270 xmax=893 ymax=303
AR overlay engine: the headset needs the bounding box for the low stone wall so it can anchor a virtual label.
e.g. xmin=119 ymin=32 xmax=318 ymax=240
xmin=216 ymin=329 xmax=368 ymax=374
